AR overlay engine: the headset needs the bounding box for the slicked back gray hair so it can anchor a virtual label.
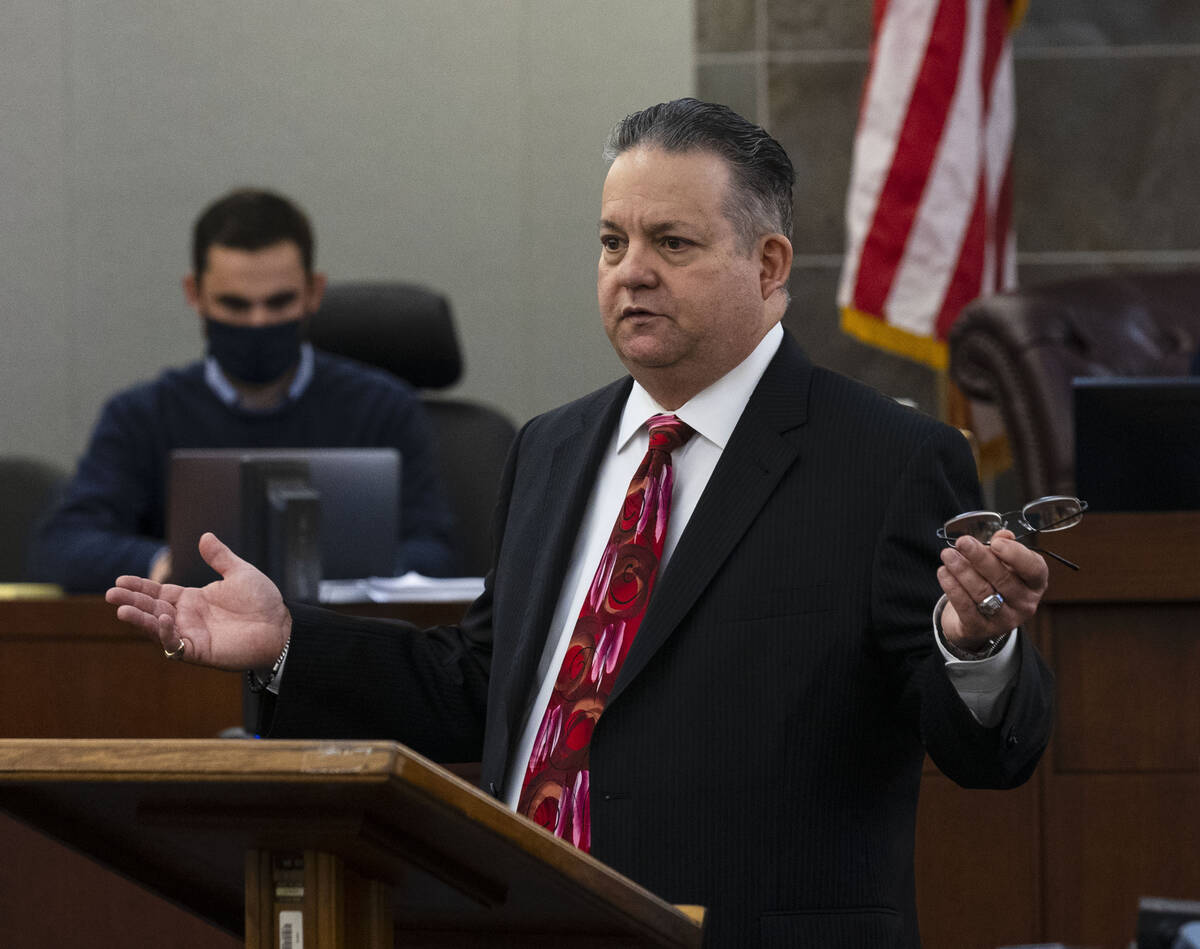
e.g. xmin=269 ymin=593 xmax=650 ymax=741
xmin=604 ymin=98 xmax=795 ymax=253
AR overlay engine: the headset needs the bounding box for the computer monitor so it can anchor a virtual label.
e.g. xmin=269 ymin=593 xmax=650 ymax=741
xmin=167 ymin=448 xmax=401 ymax=598
xmin=1073 ymin=377 xmax=1200 ymax=512
xmin=1138 ymin=896 xmax=1200 ymax=948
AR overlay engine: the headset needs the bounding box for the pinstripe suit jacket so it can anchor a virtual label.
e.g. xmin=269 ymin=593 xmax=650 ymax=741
xmin=272 ymin=332 xmax=1054 ymax=948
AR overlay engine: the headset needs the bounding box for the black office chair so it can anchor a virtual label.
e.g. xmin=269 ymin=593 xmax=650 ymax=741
xmin=309 ymin=282 xmax=517 ymax=577
xmin=0 ymin=456 xmax=68 ymax=581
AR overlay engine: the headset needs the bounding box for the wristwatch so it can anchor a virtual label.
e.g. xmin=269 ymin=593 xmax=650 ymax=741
xmin=941 ymin=630 xmax=1011 ymax=661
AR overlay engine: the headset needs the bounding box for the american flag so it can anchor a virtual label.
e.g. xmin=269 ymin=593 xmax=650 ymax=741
xmin=838 ymin=0 xmax=1023 ymax=371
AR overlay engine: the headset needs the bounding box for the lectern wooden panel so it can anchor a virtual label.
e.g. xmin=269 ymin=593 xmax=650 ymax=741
xmin=0 ymin=739 xmax=704 ymax=948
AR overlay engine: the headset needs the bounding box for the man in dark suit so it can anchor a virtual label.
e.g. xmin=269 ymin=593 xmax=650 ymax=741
xmin=108 ymin=99 xmax=1053 ymax=948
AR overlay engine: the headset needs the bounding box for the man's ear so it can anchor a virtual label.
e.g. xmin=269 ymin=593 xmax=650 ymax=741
xmin=758 ymin=234 xmax=793 ymax=300
xmin=306 ymin=271 xmax=328 ymax=311
xmin=182 ymin=273 xmax=201 ymax=312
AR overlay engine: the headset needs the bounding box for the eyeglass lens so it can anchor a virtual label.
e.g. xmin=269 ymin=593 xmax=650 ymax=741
xmin=1019 ymin=496 xmax=1086 ymax=534
xmin=940 ymin=511 xmax=1005 ymax=544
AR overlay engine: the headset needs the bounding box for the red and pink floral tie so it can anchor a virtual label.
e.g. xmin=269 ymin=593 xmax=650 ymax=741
xmin=517 ymin=414 xmax=694 ymax=851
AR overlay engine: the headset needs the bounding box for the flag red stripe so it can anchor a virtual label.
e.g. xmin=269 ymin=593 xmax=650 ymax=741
xmin=993 ymin=154 xmax=1014 ymax=289
xmin=980 ymin=0 xmax=1007 ymax=112
xmin=852 ymin=0 xmax=968 ymax=317
xmin=872 ymin=0 xmax=890 ymax=37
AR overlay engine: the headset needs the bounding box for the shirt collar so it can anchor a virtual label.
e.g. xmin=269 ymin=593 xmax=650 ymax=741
xmin=204 ymin=342 xmax=315 ymax=411
xmin=616 ymin=322 xmax=784 ymax=452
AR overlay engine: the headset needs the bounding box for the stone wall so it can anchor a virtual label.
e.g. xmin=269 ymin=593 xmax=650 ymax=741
xmin=696 ymin=0 xmax=1200 ymax=416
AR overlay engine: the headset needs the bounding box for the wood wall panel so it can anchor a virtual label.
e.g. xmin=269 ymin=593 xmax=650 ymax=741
xmin=1050 ymin=603 xmax=1200 ymax=773
xmin=1035 ymin=513 xmax=1200 ymax=949
xmin=1044 ymin=773 xmax=1200 ymax=947
xmin=0 ymin=597 xmax=242 ymax=739
xmin=916 ymin=774 xmax=1042 ymax=949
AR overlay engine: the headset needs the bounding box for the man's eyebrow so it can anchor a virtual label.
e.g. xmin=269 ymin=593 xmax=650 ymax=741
xmin=598 ymin=218 xmax=693 ymax=235
xmin=213 ymin=290 xmax=300 ymax=308
xmin=644 ymin=220 xmax=690 ymax=237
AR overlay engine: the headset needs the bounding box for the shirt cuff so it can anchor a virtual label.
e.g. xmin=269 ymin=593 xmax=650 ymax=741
xmin=931 ymin=594 xmax=1020 ymax=728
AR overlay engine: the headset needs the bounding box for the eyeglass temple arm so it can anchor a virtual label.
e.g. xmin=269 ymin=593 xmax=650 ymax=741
xmin=1014 ymin=504 xmax=1087 ymax=571
xmin=1036 ymin=546 xmax=1080 ymax=571
xmin=1011 ymin=529 xmax=1081 ymax=571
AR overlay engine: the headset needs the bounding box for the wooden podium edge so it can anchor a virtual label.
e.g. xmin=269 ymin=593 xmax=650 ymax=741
xmin=0 ymin=738 xmax=705 ymax=947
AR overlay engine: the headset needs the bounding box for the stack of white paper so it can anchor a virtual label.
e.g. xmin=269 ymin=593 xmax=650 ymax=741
xmin=318 ymin=572 xmax=485 ymax=604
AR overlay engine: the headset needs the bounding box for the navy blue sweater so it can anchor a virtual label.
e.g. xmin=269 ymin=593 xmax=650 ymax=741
xmin=30 ymin=351 xmax=458 ymax=591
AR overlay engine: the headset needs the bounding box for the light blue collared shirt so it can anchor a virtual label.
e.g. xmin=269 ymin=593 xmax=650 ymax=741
xmin=204 ymin=343 xmax=315 ymax=410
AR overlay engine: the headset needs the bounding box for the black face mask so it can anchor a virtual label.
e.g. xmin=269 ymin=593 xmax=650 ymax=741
xmin=204 ymin=317 xmax=303 ymax=384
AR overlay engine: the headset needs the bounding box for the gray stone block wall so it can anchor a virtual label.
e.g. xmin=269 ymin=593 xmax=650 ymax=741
xmin=696 ymin=0 xmax=1200 ymax=416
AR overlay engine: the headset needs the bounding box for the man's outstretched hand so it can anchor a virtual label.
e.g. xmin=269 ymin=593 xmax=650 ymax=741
xmin=106 ymin=532 xmax=291 ymax=670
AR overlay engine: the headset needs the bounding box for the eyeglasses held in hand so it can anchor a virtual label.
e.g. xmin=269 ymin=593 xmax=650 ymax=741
xmin=936 ymin=495 xmax=1089 ymax=571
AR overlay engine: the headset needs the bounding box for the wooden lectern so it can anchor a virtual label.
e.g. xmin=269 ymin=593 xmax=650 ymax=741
xmin=0 ymin=739 xmax=704 ymax=948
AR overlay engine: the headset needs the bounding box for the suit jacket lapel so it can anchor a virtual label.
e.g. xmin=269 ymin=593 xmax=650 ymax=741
xmin=609 ymin=334 xmax=813 ymax=703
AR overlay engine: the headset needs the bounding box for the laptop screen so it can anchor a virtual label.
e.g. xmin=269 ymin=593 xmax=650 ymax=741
xmin=167 ymin=447 xmax=401 ymax=589
xmin=1073 ymin=377 xmax=1200 ymax=512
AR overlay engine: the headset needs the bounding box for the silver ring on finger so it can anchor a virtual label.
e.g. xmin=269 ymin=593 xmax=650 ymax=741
xmin=976 ymin=592 xmax=1004 ymax=618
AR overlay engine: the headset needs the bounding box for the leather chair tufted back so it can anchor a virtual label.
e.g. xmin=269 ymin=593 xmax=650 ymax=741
xmin=948 ymin=270 xmax=1200 ymax=499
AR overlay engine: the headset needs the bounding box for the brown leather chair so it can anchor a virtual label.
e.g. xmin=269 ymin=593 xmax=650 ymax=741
xmin=948 ymin=270 xmax=1200 ymax=499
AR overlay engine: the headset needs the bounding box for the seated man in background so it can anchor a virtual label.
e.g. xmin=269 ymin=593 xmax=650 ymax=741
xmin=30 ymin=188 xmax=458 ymax=591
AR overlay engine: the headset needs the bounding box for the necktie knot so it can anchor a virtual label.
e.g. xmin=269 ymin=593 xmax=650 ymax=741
xmin=646 ymin=414 xmax=694 ymax=454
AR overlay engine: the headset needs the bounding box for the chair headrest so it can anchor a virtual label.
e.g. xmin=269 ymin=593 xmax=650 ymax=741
xmin=308 ymin=281 xmax=463 ymax=390
xmin=950 ymin=269 xmax=1200 ymax=379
